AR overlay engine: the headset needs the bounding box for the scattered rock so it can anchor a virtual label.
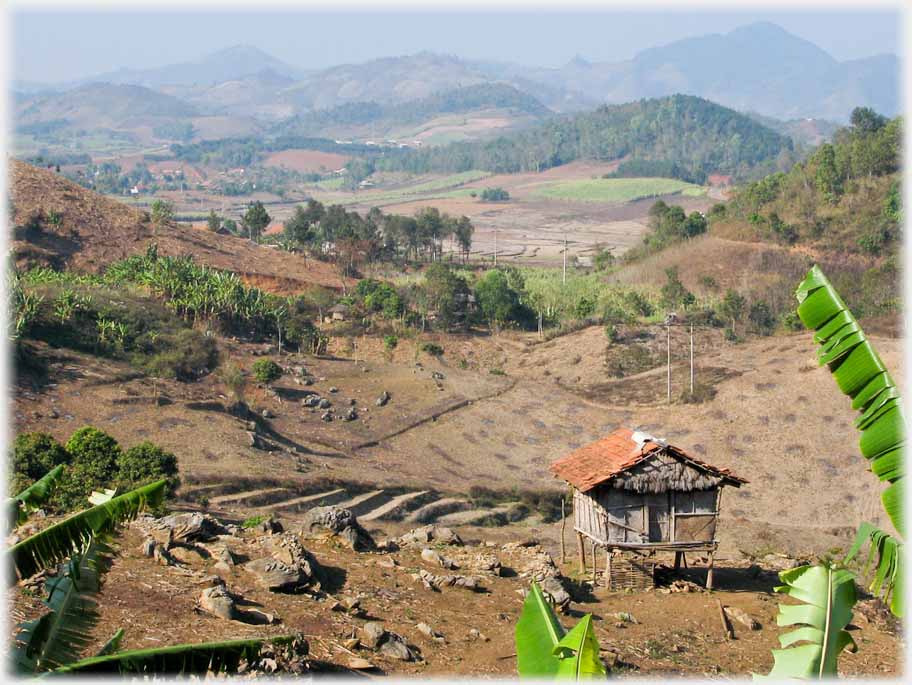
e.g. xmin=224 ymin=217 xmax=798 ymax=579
xmin=375 ymin=391 xmax=390 ymax=407
xmin=321 ymin=412 xmax=333 ymax=422
xmin=413 ymin=569 xmax=483 ymax=593
xmin=344 ymin=407 xmax=358 ymax=421
xmin=361 ymin=622 xmax=386 ymax=650
xmin=416 ymin=623 xmax=444 ymax=642
xmin=724 ymin=605 xmax=761 ymax=630
xmin=468 ymin=629 xmax=489 ymax=642
xmin=318 ymin=398 xmax=332 ymax=409
xmin=347 ymin=657 xmax=374 ymax=671
xmin=262 ymin=409 xmax=275 ymax=419
xmin=432 ymin=371 xmax=445 ymax=380
xmin=379 ymin=635 xmax=417 ymax=662
xmin=396 ymin=525 xmax=462 ymax=547
xmin=421 ymin=547 xmax=458 ymax=570
xmin=302 ymin=395 xmax=321 ymax=408
xmin=200 ymin=585 xmax=237 ymax=621
xmin=539 ymin=576 xmax=571 ymax=610
xmin=329 ymin=387 xmax=338 ymax=393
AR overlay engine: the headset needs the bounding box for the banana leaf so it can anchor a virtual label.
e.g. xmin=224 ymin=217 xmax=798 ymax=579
xmin=14 ymin=537 xmax=108 ymax=673
xmin=515 ymin=582 xmax=567 ymax=677
xmin=754 ymin=564 xmax=857 ymax=680
xmin=53 ymin=636 xmax=292 ymax=674
xmin=8 ymin=465 xmax=65 ymax=527
xmin=554 ymin=615 xmax=606 ymax=679
xmin=845 ymin=522 xmax=902 ymax=615
xmin=96 ymin=629 xmax=125 ymax=657
xmin=795 ymin=265 xmax=904 ymax=538
xmin=9 ymin=479 xmax=165 ymax=581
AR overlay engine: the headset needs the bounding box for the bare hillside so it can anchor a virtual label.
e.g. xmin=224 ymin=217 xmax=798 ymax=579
xmin=9 ymin=160 xmax=347 ymax=292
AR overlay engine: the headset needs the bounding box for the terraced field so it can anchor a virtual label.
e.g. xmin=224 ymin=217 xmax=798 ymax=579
xmin=530 ymin=177 xmax=706 ymax=203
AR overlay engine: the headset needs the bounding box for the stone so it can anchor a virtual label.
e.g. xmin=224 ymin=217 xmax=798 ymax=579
xmin=416 ymin=623 xmax=444 ymax=642
xmin=200 ymin=585 xmax=237 ymax=621
xmin=246 ymin=431 xmax=258 ymax=447
xmin=262 ymin=409 xmax=275 ymax=419
xmin=329 ymin=387 xmax=338 ymax=393
xmin=319 ymin=398 xmax=332 ymax=409
xmin=421 ymin=547 xmax=458 ymax=570
xmin=140 ymin=537 xmax=156 ymax=557
xmin=344 ymin=407 xmax=358 ymax=421
xmin=397 ymin=525 xmax=463 ymax=547
xmin=321 ymin=412 xmax=333 ymax=422
xmin=379 ymin=637 xmax=415 ymax=661
xmin=301 ymin=507 xmax=375 ymax=551
xmin=432 ymin=371 xmax=445 ymax=380
xmin=539 ymin=576 xmax=571 ymax=610
xmin=375 ymin=391 xmax=390 ymax=407
xmin=361 ymin=622 xmax=386 ymax=650
xmin=147 ymin=512 xmax=226 ymax=544
xmin=347 ymin=658 xmax=374 ymax=670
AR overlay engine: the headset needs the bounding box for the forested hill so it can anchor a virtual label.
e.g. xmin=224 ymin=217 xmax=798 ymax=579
xmin=274 ymin=83 xmax=551 ymax=137
xmin=710 ymin=107 xmax=902 ymax=258
xmin=375 ymin=94 xmax=793 ymax=182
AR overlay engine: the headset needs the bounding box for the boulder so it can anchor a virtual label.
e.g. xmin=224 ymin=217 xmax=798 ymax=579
xmin=539 ymin=576 xmax=571 ymax=610
xmin=379 ymin=635 xmax=416 ymax=662
xmin=245 ymin=557 xmax=314 ymax=593
xmin=301 ymin=507 xmax=375 ymax=551
xmin=397 ymin=525 xmax=462 ymax=548
xmin=375 ymin=391 xmax=390 ymax=407
xmin=421 ymin=547 xmax=458 ymax=570
xmin=361 ymin=622 xmax=386 ymax=650
xmin=200 ymin=585 xmax=237 ymax=621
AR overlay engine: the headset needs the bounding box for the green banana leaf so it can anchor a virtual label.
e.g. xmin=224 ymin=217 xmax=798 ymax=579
xmin=795 ymin=265 xmax=904 ymax=537
xmin=845 ymin=522 xmax=903 ymax=615
xmin=554 ymin=615 xmax=607 ymax=679
xmin=14 ymin=537 xmax=108 ymax=673
xmin=9 ymin=479 xmax=165 ymax=581
xmin=96 ymin=629 xmax=125 ymax=657
xmin=53 ymin=636 xmax=292 ymax=674
xmin=515 ymin=582 xmax=567 ymax=677
xmin=8 ymin=465 xmax=65 ymax=527
xmin=754 ymin=565 xmax=857 ymax=680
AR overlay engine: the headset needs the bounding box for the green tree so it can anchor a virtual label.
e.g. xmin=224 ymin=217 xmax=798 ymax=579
xmin=850 ymin=106 xmax=888 ymax=135
xmin=660 ymin=267 xmax=695 ymax=310
xmin=814 ymin=143 xmax=842 ymax=203
xmin=720 ymin=289 xmax=746 ymax=334
xmin=206 ymin=210 xmax=221 ymax=232
xmin=116 ymin=442 xmax=179 ymax=496
xmin=252 ymin=358 xmax=283 ymax=384
xmin=475 ymin=270 xmax=520 ymax=329
xmin=57 ymin=427 xmax=123 ymax=510
xmin=422 ymin=263 xmax=469 ymax=330
xmin=150 ymin=200 xmax=174 ymax=226
xmin=11 ymin=433 xmax=71 ymax=495
xmin=240 ymin=201 xmax=271 ymax=242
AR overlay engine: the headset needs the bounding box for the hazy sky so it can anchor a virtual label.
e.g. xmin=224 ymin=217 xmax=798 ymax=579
xmin=12 ymin=9 xmax=902 ymax=84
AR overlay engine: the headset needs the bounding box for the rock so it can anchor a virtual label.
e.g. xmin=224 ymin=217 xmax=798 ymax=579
xmin=539 ymin=576 xmax=571 ymax=610
xmin=302 ymin=395 xmax=321 ymax=408
xmin=321 ymin=412 xmax=333 ymax=422
xmin=140 ymin=537 xmax=156 ymax=557
xmin=432 ymin=371 xmax=445 ymax=380
xmin=245 ymin=557 xmax=315 ymax=593
xmin=379 ymin=636 xmax=416 ymax=661
xmin=347 ymin=657 xmax=374 ymax=670
xmin=723 ymin=605 xmax=761 ymax=630
xmin=397 ymin=525 xmax=462 ymax=547
xmin=421 ymin=547 xmax=458 ymax=570
xmin=348 ymin=398 xmax=356 ymax=406
xmin=254 ymin=517 xmax=283 ymax=535
xmin=262 ymin=409 xmax=275 ymax=419
xmin=318 ymin=398 xmax=332 ymax=409
xmin=416 ymin=623 xmax=444 ymax=642
xmin=200 ymin=585 xmax=237 ymax=621
xmin=143 ymin=512 xmax=226 ymax=545
xmin=301 ymin=507 xmax=375 ymax=551
xmin=344 ymin=407 xmax=358 ymax=421
xmin=246 ymin=431 xmax=258 ymax=447
xmin=468 ymin=629 xmax=489 ymax=642
xmin=329 ymin=387 xmax=338 ymax=393
xmin=303 ymin=378 xmax=314 ymax=386
xmin=342 ymin=638 xmax=361 ymax=650
xmin=169 ymin=546 xmax=208 ymax=565
xmin=361 ymin=622 xmax=386 ymax=650
xmin=48 ymin=408 xmax=59 ymax=419
xmin=375 ymin=391 xmax=390 ymax=407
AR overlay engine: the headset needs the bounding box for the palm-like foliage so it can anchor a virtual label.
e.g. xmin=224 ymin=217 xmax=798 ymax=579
xmin=9 ymin=479 xmax=165 ymax=581
xmin=754 ymin=565 xmax=857 ymax=680
xmin=795 ymin=264 xmax=904 ymax=615
xmin=515 ymin=582 xmax=607 ymax=679
xmin=8 ymin=464 xmax=65 ymax=527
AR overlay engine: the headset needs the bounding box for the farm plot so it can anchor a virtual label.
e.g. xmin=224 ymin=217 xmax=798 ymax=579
xmin=263 ymin=148 xmax=351 ymax=173
xmin=531 ymin=177 xmax=705 ymax=203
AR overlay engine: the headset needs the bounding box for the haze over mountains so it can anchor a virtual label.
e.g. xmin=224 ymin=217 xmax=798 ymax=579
xmin=13 ymin=21 xmax=899 ymax=146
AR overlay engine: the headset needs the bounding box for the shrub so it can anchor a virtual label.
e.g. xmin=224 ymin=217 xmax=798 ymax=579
xmin=133 ymin=329 xmax=219 ymax=381
xmin=11 ymin=432 xmax=70 ymax=494
xmin=421 ymin=342 xmax=444 ymax=357
xmin=489 ymin=368 xmax=506 ymax=376
xmin=117 ymin=442 xmax=179 ymax=495
xmin=242 ymin=515 xmax=266 ymax=529
xmin=151 ymin=200 xmax=174 ymax=225
xmin=781 ymin=311 xmax=804 ymax=331
xmin=480 ymin=187 xmax=510 ymax=202
xmin=252 ymin=358 xmax=283 ymax=384
xmin=57 ymin=427 xmax=123 ymax=510
xmin=383 ymin=334 xmax=398 ymax=351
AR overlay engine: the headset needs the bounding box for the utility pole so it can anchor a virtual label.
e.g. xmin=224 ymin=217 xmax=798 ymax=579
xmin=666 ymin=323 xmax=672 ymax=404
xmin=493 ymin=228 xmax=498 ymax=266
xmin=690 ymin=323 xmax=695 ymax=394
xmin=562 ymin=233 xmax=568 ymax=285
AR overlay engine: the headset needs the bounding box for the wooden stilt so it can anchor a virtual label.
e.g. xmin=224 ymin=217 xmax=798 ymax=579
xmin=577 ymin=532 xmax=586 ymax=575
xmin=706 ymin=551 xmax=715 ymax=590
xmin=674 ymin=551 xmax=682 ymax=570
xmin=560 ymin=498 xmax=567 ymax=564
xmin=591 ymin=542 xmax=597 ymax=585
xmin=606 ymin=549 xmax=612 ymax=590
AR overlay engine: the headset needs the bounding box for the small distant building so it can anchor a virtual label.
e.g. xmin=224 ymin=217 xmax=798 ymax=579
xmin=326 ymin=304 xmax=349 ymax=322
xmin=358 ymin=179 xmax=375 ymax=188
xmin=551 ymin=428 xmax=746 ymax=590
xmin=707 ymin=174 xmax=732 ymax=188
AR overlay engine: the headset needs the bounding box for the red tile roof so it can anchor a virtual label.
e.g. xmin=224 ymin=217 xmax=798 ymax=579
xmin=550 ymin=427 xmax=747 ymax=492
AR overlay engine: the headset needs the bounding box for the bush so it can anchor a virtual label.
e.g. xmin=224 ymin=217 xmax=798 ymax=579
xmin=383 ymin=335 xmax=398 ymax=351
xmin=781 ymin=311 xmax=804 ymax=331
xmin=242 ymin=515 xmax=266 ymax=529
xmin=421 ymin=342 xmax=444 ymax=357
xmin=57 ymin=427 xmax=123 ymax=510
xmin=480 ymin=187 xmax=510 ymax=202
xmin=11 ymin=432 xmax=71 ymax=494
xmin=133 ymin=329 xmax=219 ymax=381
xmin=252 ymin=358 xmax=283 ymax=384
xmin=116 ymin=441 xmax=180 ymax=496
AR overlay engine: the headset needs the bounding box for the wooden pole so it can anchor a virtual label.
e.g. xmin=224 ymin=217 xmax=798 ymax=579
xmin=706 ymin=550 xmax=715 ymax=591
xmin=606 ymin=550 xmax=612 ymax=590
xmin=591 ymin=541 xmax=597 ymax=585
xmin=716 ymin=598 xmax=733 ymax=640
xmin=690 ymin=323 xmax=694 ymax=394
xmin=577 ymin=532 xmax=586 ymax=575
xmin=674 ymin=551 xmax=682 ymax=571
xmin=560 ymin=497 xmax=567 ymax=564
xmin=666 ymin=324 xmax=671 ymax=404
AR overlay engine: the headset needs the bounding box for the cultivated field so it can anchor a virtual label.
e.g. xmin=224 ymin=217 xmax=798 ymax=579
xmin=531 ymin=177 xmax=706 ymax=203
xmin=263 ymin=149 xmax=351 ymax=173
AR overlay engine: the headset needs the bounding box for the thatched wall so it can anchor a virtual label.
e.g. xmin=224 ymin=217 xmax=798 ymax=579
xmin=610 ymin=451 xmax=721 ymax=493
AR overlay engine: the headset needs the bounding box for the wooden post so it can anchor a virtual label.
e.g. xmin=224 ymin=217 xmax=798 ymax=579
xmin=716 ymin=597 xmax=733 ymax=640
xmin=706 ymin=550 xmax=715 ymax=590
xmin=605 ymin=549 xmax=612 ymax=590
xmin=674 ymin=551 xmax=682 ymax=570
xmin=560 ymin=497 xmax=567 ymax=564
xmin=577 ymin=532 xmax=586 ymax=575
xmin=690 ymin=323 xmax=694 ymax=394
xmin=666 ymin=324 xmax=671 ymax=404
xmin=590 ymin=541 xmax=597 ymax=585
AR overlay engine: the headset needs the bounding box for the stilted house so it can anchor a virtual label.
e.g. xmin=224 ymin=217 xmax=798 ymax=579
xmin=550 ymin=427 xmax=746 ymax=590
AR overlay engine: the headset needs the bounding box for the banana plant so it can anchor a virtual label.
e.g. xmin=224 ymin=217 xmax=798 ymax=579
xmin=795 ymin=264 xmax=903 ymax=615
xmin=515 ymin=582 xmax=606 ymax=679
xmin=10 ymin=477 xmax=293 ymax=676
xmin=756 ymin=265 xmax=904 ymax=680
xmin=7 ymin=464 xmax=65 ymax=528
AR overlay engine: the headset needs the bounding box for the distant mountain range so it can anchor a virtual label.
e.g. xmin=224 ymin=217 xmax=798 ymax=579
xmin=13 ymin=22 xmax=899 ymax=149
